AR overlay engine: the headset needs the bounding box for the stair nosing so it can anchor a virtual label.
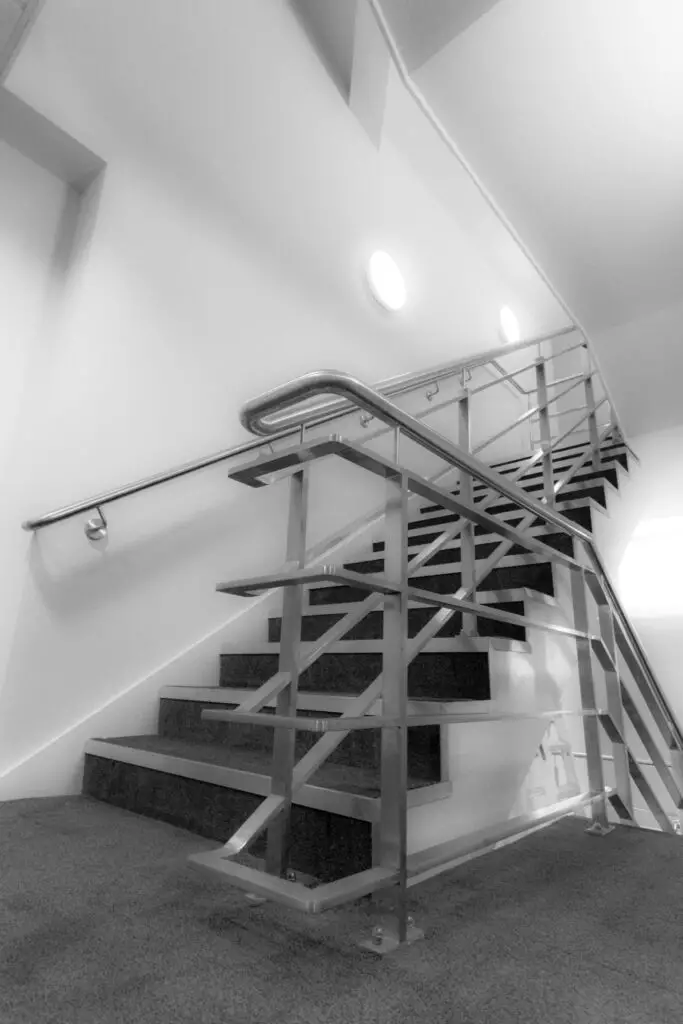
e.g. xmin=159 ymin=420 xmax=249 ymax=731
xmin=160 ymin=687 xmax=490 ymax=716
xmin=221 ymin=637 xmax=532 ymax=656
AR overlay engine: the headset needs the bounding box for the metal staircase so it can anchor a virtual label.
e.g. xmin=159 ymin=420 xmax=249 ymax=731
xmin=183 ymin=337 xmax=683 ymax=950
xmin=26 ymin=326 xmax=683 ymax=954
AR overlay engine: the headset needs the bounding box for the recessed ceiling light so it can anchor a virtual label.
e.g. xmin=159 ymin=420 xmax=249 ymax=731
xmin=367 ymin=251 xmax=406 ymax=312
xmin=500 ymin=306 xmax=521 ymax=344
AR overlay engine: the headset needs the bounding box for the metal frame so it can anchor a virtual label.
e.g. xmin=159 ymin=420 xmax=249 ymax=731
xmin=188 ymin=339 xmax=683 ymax=953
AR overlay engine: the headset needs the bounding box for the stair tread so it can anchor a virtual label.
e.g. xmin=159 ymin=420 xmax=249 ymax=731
xmin=93 ymin=735 xmax=435 ymax=797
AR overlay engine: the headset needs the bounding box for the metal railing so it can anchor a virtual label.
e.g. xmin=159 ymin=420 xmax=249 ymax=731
xmin=186 ymin=351 xmax=682 ymax=951
xmin=22 ymin=324 xmax=623 ymax=538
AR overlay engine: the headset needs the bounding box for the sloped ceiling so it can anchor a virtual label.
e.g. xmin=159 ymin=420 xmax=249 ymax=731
xmin=409 ymin=0 xmax=683 ymax=436
xmin=415 ymin=0 xmax=683 ymax=336
xmin=289 ymin=0 xmax=358 ymax=98
xmin=0 ymin=0 xmax=43 ymax=81
xmin=378 ymin=0 xmax=505 ymax=71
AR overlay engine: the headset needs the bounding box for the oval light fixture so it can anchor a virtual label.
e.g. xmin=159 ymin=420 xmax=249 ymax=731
xmin=367 ymin=251 xmax=406 ymax=312
xmin=499 ymin=306 xmax=521 ymax=344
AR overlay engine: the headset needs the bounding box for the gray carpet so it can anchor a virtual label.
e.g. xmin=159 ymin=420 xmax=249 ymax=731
xmin=1 ymin=796 xmax=682 ymax=1024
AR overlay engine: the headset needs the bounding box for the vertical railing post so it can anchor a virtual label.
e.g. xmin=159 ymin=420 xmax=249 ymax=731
xmin=535 ymin=358 xmax=555 ymax=506
xmin=570 ymin=567 xmax=613 ymax=836
xmin=582 ymin=347 xmax=601 ymax=471
xmin=265 ymin=468 xmax=309 ymax=877
xmin=597 ymin=600 xmax=634 ymax=821
xmin=458 ymin=387 xmax=477 ymax=635
xmin=379 ymin=462 xmax=410 ymax=943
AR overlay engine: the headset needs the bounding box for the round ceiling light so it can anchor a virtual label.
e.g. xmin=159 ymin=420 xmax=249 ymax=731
xmin=499 ymin=306 xmax=521 ymax=344
xmin=367 ymin=251 xmax=406 ymax=312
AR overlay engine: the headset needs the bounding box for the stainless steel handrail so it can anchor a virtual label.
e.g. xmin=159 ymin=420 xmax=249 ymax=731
xmin=240 ymin=326 xmax=578 ymax=434
xmin=240 ymin=368 xmax=683 ymax=753
xmin=22 ymin=325 xmax=576 ymax=532
xmin=241 ymin=370 xmax=592 ymax=539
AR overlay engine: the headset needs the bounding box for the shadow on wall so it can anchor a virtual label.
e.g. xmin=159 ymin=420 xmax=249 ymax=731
xmin=19 ymin=471 xmax=289 ymax=620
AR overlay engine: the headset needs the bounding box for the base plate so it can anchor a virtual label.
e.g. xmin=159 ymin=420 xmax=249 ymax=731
xmin=358 ymin=918 xmax=425 ymax=954
xmin=585 ymin=821 xmax=615 ymax=837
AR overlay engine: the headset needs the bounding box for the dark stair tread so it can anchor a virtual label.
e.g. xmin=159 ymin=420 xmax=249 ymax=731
xmin=95 ymin=735 xmax=434 ymax=798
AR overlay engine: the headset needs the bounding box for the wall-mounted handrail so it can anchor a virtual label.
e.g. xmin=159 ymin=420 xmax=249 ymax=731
xmin=21 ymin=325 xmax=575 ymax=533
xmin=239 ymin=368 xmax=682 ymax=754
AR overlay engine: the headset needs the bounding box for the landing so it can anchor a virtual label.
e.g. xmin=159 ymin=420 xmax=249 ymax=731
xmin=1 ymin=795 xmax=681 ymax=1023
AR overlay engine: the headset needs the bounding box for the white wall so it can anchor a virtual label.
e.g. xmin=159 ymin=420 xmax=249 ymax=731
xmin=592 ymin=423 xmax=683 ymax=734
xmin=0 ymin=0 xmax=551 ymax=799
xmin=592 ymin=298 xmax=683 ymax=439
xmin=0 ymin=139 xmax=67 ymax=710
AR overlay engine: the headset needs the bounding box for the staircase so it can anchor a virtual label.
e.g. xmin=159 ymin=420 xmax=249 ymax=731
xmin=84 ymin=438 xmax=631 ymax=868
xmin=60 ymin=330 xmax=683 ymax=951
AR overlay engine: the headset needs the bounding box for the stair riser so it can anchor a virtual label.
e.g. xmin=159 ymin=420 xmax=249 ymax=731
xmin=83 ymin=754 xmax=372 ymax=883
xmin=307 ymin=561 xmax=555 ymax=606
xmin=268 ymin=602 xmax=526 ymax=643
xmin=220 ymin=650 xmax=492 ymax=701
xmin=158 ymin=699 xmax=441 ymax=781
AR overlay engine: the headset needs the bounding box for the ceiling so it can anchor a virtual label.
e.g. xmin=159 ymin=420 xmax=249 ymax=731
xmin=414 ymin=0 xmax=683 ymax=337
xmin=378 ymin=0 xmax=505 ymax=71
xmin=294 ymin=0 xmax=683 ymax=436
xmin=0 ymin=0 xmax=42 ymax=81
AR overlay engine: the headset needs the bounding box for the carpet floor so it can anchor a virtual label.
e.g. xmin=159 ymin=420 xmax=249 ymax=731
xmin=1 ymin=795 xmax=682 ymax=1024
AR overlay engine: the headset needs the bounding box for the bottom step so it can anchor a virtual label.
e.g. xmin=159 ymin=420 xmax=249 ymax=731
xmin=83 ymin=737 xmax=449 ymax=883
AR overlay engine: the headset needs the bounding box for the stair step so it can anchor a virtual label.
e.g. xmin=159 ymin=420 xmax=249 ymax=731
xmin=488 ymin=438 xmax=625 ymax=472
xmin=418 ymin=473 xmax=616 ymax=516
xmin=83 ymin=738 xmax=375 ymax=883
xmin=268 ymin=600 xmax=526 ymax=643
xmin=307 ymin=560 xmax=555 ymax=607
xmin=220 ymin=649 xmax=497 ymax=700
xmin=161 ymin=686 xmax=485 ymax=716
xmin=412 ymin=486 xmax=609 ymax=533
xmin=385 ymin=503 xmax=595 ymax=549
xmin=158 ymin=700 xmax=441 ymax=780
xmin=456 ymin=463 xmax=620 ymax=498
xmin=408 ymin=493 xmax=602 ymax=535
xmin=344 ymin=532 xmax=574 ymax=576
